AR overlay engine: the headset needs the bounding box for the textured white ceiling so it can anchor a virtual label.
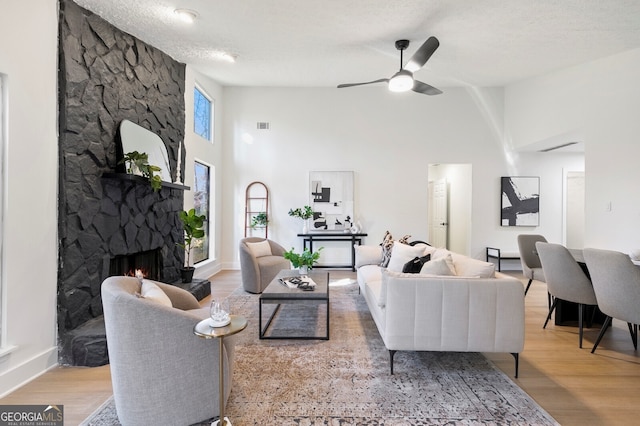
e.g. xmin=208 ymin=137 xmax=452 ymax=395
xmin=73 ymin=0 xmax=640 ymax=89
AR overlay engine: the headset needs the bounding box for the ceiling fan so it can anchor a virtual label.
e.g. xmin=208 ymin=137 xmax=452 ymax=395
xmin=337 ymin=37 xmax=442 ymax=95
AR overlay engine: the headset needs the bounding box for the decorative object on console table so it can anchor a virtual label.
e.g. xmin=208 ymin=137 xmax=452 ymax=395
xmin=177 ymin=208 xmax=206 ymax=283
xmin=309 ymin=171 xmax=354 ymax=231
xmin=501 ymin=176 xmax=540 ymax=226
xmin=288 ymin=205 xmax=313 ymax=234
xmin=283 ymin=247 xmax=323 ymax=274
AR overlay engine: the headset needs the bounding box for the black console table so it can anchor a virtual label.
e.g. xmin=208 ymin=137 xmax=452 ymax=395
xmin=298 ymin=232 xmax=368 ymax=271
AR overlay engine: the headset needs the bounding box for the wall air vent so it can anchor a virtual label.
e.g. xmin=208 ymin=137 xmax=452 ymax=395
xmin=257 ymin=122 xmax=270 ymax=130
xmin=538 ymin=142 xmax=579 ymax=152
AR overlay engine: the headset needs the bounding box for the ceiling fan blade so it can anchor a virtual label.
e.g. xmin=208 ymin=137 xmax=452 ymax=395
xmin=404 ymin=37 xmax=440 ymax=73
xmin=412 ymin=80 xmax=443 ymax=96
xmin=337 ymin=78 xmax=389 ymax=88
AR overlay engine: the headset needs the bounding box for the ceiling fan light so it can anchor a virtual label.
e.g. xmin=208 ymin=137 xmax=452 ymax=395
xmin=388 ymin=70 xmax=414 ymax=92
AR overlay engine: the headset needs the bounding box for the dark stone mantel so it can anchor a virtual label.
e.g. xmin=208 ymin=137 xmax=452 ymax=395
xmin=102 ymin=172 xmax=190 ymax=191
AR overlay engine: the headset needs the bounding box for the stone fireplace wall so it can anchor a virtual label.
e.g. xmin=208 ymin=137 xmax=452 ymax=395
xmin=58 ymin=0 xmax=186 ymax=364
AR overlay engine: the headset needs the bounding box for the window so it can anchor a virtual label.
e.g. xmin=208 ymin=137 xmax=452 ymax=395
xmin=192 ymin=161 xmax=211 ymax=263
xmin=193 ymin=85 xmax=213 ymax=141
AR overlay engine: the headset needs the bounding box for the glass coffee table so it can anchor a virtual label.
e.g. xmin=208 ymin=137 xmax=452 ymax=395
xmin=259 ymin=270 xmax=330 ymax=340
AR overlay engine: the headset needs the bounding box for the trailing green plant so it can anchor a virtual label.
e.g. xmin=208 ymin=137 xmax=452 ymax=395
xmin=121 ymin=151 xmax=163 ymax=192
xmin=288 ymin=205 xmax=313 ymax=220
xmin=177 ymin=208 xmax=206 ymax=268
xmin=283 ymin=247 xmax=323 ymax=269
xmin=250 ymin=212 xmax=268 ymax=229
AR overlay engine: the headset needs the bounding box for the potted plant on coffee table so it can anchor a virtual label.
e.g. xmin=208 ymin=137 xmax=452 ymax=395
xmin=283 ymin=247 xmax=323 ymax=274
xmin=177 ymin=208 xmax=206 ymax=283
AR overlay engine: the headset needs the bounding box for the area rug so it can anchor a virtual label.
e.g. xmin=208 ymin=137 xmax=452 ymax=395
xmin=82 ymin=281 xmax=559 ymax=425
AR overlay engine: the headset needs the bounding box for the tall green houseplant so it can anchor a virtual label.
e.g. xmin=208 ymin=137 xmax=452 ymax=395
xmin=177 ymin=208 xmax=206 ymax=282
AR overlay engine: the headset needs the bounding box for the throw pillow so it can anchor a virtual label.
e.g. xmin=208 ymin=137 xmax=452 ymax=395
xmin=379 ymin=231 xmax=394 ymax=267
xmin=387 ymin=241 xmax=427 ymax=272
xmin=354 ymin=244 xmax=383 ymax=268
xmin=246 ymin=240 xmax=272 ymax=257
xmin=140 ymin=280 xmax=173 ymax=307
xmin=452 ymin=254 xmax=496 ymax=278
xmin=419 ymin=254 xmax=457 ymax=276
xmin=402 ymin=254 xmax=432 ymax=273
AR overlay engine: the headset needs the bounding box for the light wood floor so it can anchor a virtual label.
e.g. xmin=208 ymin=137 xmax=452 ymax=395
xmin=2 ymin=270 xmax=639 ymax=425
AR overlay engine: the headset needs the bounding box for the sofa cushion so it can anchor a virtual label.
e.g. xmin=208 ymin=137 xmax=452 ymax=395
xmin=246 ymin=240 xmax=272 ymax=257
xmin=387 ymin=242 xmax=427 ymax=272
xmin=354 ymin=244 xmax=382 ymax=268
xmin=451 ymin=253 xmax=496 ymax=278
xmin=140 ymin=280 xmax=172 ymax=307
xmin=420 ymin=254 xmax=457 ymax=276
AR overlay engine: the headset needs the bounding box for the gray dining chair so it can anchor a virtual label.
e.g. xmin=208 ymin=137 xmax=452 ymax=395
xmin=583 ymin=248 xmax=640 ymax=353
xmin=536 ymin=242 xmax=598 ymax=348
xmin=517 ymin=234 xmax=548 ymax=296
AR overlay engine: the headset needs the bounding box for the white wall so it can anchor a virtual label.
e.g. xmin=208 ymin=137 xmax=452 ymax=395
xmin=505 ymin=48 xmax=640 ymax=253
xmin=184 ymin=67 xmax=225 ymax=280
xmin=220 ymin=86 xmax=582 ymax=266
xmin=0 ymin=0 xmax=59 ymax=397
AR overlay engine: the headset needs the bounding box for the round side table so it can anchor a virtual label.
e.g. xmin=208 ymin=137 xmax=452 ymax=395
xmin=194 ymin=315 xmax=247 ymax=426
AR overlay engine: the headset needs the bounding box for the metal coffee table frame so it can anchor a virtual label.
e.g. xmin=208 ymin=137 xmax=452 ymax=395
xmin=259 ymin=270 xmax=330 ymax=340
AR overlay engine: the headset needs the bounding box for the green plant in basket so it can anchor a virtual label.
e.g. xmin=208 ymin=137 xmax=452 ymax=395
xmin=250 ymin=212 xmax=268 ymax=229
xmin=283 ymin=247 xmax=323 ymax=269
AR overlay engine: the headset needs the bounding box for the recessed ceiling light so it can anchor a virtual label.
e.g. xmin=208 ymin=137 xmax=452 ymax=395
xmin=212 ymin=51 xmax=237 ymax=63
xmin=174 ymin=8 xmax=198 ymax=24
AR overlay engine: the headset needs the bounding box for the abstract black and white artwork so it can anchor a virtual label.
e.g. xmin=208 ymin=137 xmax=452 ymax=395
xmin=501 ymin=176 xmax=540 ymax=226
xmin=309 ymin=171 xmax=354 ymax=231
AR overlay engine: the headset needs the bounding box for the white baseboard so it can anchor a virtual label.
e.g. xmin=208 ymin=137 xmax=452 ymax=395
xmin=0 ymin=346 xmax=58 ymax=398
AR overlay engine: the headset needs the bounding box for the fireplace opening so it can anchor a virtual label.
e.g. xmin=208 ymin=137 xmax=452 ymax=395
xmin=110 ymin=248 xmax=163 ymax=281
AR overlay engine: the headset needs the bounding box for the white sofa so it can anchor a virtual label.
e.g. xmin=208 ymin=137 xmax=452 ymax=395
xmin=355 ymin=241 xmax=525 ymax=377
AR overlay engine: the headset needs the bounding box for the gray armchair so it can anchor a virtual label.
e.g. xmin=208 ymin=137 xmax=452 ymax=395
xmin=102 ymin=276 xmax=235 ymax=426
xmin=517 ymin=234 xmax=548 ymax=295
xmin=239 ymin=237 xmax=290 ymax=293
xmin=583 ymin=248 xmax=640 ymax=353
xmin=536 ymin=242 xmax=598 ymax=348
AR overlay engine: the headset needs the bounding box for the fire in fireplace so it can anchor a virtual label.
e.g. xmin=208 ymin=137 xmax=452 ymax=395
xmin=110 ymin=248 xmax=162 ymax=280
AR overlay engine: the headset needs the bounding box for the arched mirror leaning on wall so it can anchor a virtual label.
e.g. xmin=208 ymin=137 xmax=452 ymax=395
xmin=117 ymin=119 xmax=172 ymax=183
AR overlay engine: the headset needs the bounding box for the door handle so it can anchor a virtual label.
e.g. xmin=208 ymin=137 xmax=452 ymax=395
xmin=440 ymin=222 xmax=448 ymax=226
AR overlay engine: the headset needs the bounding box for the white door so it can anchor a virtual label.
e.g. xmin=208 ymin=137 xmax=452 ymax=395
xmin=429 ymin=178 xmax=449 ymax=248
xmin=565 ymin=171 xmax=585 ymax=249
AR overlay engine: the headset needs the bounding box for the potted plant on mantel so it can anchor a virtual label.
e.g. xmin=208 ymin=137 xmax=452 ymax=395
xmin=283 ymin=247 xmax=323 ymax=274
xmin=288 ymin=205 xmax=314 ymax=234
xmin=121 ymin=151 xmax=163 ymax=192
xmin=177 ymin=208 xmax=206 ymax=283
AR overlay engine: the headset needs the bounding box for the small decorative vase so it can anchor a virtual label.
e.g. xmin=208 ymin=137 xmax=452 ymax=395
xmin=302 ymin=223 xmax=308 ymax=234
xmin=299 ymin=265 xmax=309 ymax=275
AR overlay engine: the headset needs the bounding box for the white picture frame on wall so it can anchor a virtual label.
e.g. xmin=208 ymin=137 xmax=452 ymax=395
xmin=309 ymin=171 xmax=354 ymax=232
